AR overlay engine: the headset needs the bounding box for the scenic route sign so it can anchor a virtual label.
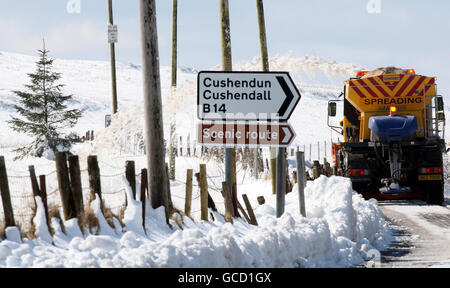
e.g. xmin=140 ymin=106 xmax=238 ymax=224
xmin=198 ymin=122 xmax=296 ymax=147
xmin=197 ymin=71 xmax=301 ymax=121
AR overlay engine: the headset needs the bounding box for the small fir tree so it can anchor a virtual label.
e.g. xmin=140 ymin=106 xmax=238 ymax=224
xmin=8 ymin=43 xmax=83 ymax=160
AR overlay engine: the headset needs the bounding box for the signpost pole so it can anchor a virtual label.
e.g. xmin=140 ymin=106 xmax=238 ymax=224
xmin=108 ymin=0 xmax=118 ymax=114
xmin=276 ymin=147 xmax=286 ymax=217
xmin=296 ymin=151 xmax=306 ymax=217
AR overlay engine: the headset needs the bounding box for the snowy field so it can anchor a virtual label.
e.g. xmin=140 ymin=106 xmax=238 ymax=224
xmin=1 ymin=50 xmax=438 ymax=267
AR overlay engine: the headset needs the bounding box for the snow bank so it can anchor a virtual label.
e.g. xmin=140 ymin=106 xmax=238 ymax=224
xmin=0 ymin=175 xmax=391 ymax=268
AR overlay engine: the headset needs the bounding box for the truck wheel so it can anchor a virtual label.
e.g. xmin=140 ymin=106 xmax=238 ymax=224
xmin=425 ymin=181 xmax=444 ymax=205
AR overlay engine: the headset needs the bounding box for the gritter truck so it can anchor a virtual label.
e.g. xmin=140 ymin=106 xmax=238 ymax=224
xmin=328 ymin=67 xmax=446 ymax=204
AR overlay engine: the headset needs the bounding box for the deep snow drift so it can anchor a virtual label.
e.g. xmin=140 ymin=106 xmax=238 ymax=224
xmin=0 ymin=175 xmax=391 ymax=268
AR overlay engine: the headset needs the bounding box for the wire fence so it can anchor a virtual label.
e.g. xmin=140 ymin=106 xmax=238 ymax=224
xmin=0 ymin=158 xmax=229 ymax=234
xmin=0 ymin=161 xmax=137 ymax=234
xmin=0 ymin=140 xmax=325 ymax=234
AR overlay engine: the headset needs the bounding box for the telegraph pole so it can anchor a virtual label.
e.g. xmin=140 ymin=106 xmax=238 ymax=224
xmin=220 ymin=0 xmax=238 ymax=216
xmin=171 ymin=0 xmax=178 ymax=87
xmin=138 ymin=0 xmax=169 ymax=221
xmin=256 ymin=0 xmax=286 ymax=216
xmin=256 ymin=0 xmax=275 ymax=192
xmin=108 ymin=0 xmax=118 ymax=114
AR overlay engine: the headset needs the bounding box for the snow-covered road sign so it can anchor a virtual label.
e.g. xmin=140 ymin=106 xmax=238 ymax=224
xmin=197 ymin=71 xmax=301 ymax=121
xmin=198 ymin=122 xmax=296 ymax=147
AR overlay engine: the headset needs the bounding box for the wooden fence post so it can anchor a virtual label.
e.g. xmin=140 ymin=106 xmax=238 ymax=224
xmin=199 ymin=164 xmax=208 ymax=221
xmin=237 ymin=201 xmax=251 ymax=224
xmin=221 ymin=181 xmax=234 ymax=223
xmin=185 ymin=169 xmax=193 ymax=217
xmin=242 ymin=194 xmax=258 ymax=226
xmin=87 ymin=155 xmax=102 ymax=204
xmin=0 ymin=156 xmax=15 ymax=227
xmin=165 ymin=163 xmax=174 ymax=214
xmin=257 ymin=196 xmax=265 ymax=205
xmin=55 ymin=152 xmax=77 ymax=220
xmin=179 ymin=136 xmax=183 ymax=157
xmin=28 ymin=165 xmax=40 ymax=197
xmin=125 ymin=161 xmax=136 ymax=200
xmin=141 ymin=168 xmax=148 ymax=233
xmin=68 ymin=155 xmax=84 ymax=217
xmin=39 ymin=175 xmax=50 ymax=228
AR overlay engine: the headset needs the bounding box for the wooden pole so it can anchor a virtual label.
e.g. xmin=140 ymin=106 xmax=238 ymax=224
xmin=237 ymin=201 xmax=251 ymax=224
xmin=139 ymin=0 xmax=169 ymax=221
xmin=309 ymin=143 xmax=312 ymax=161
xmin=39 ymin=175 xmax=50 ymax=227
xmin=169 ymin=121 xmax=176 ymax=180
xmin=242 ymin=194 xmax=258 ymax=226
xmin=28 ymin=165 xmax=40 ymax=197
xmin=256 ymin=0 xmax=269 ymax=71
xmin=221 ymin=181 xmax=234 ymax=223
xmin=185 ymin=169 xmax=193 ymax=217
xmin=108 ymin=0 xmax=118 ymax=114
xmin=0 ymin=156 xmax=15 ymax=227
xmin=165 ymin=163 xmax=174 ymax=215
xmin=317 ymin=141 xmax=320 ymax=161
xmin=171 ymin=0 xmax=178 ymax=87
xmin=256 ymin=0 xmax=276 ymax=195
xmin=219 ymin=0 xmax=237 ymax=217
xmin=125 ymin=161 xmax=136 ymax=200
xmin=199 ymin=164 xmax=208 ymax=221
xmin=141 ymin=169 xmax=148 ymax=233
xmin=55 ymin=152 xmax=77 ymax=220
xmin=87 ymin=155 xmax=102 ymax=203
xmin=68 ymin=155 xmax=84 ymax=217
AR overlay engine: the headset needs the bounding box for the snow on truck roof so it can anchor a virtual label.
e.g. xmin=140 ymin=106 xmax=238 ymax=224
xmin=361 ymin=67 xmax=416 ymax=79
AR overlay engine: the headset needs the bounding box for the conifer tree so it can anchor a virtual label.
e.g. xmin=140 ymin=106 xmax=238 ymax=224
xmin=8 ymin=43 xmax=83 ymax=160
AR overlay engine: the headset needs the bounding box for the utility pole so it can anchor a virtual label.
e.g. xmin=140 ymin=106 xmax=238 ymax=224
xmin=169 ymin=0 xmax=178 ymax=183
xmin=138 ymin=0 xmax=169 ymax=222
xmin=257 ymin=0 xmax=286 ymax=216
xmin=171 ymin=0 xmax=178 ymax=88
xmin=220 ymin=0 xmax=238 ymax=216
xmin=256 ymin=0 xmax=275 ymax=192
xmin=108 ymin=0 xmax=118 ymax=114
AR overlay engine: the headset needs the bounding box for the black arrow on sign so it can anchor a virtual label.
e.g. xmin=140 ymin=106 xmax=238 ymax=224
xmin=276 ymin=76 xmax=294 ymax=117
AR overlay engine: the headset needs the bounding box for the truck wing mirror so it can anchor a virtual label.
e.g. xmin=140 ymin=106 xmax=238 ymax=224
xmin=436 ymin=96 xmax=444 ymax=112
xmin=328 ymin=102 xmax=337 ymax=117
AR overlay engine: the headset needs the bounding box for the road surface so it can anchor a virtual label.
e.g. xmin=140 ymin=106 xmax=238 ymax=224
xmin=377 ymin=197 xmax=450 ymax=267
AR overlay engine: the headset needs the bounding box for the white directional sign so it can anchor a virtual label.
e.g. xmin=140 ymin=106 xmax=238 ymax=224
xmin=197 ymin=71 xmax=301 ymax=121
xmin=108 ymin=25 xmax=118 ymax=43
